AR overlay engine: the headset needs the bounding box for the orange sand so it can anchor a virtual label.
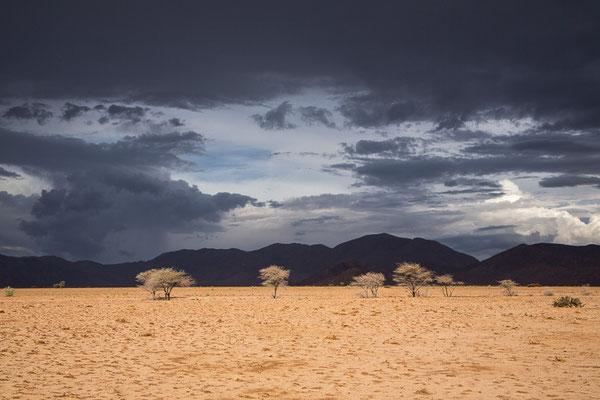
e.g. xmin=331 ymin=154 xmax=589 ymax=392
xmin=1 ymin=286 xmax=598 ymax=399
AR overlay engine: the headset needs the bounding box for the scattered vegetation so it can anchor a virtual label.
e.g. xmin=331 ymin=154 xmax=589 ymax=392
xmin=435 ymin=274 xmax=463 ymax=297
xmin=498 ymin=279 xmax=518 ymax=296
xmin=4 ymin=286 xmax=15 ymax=297
xmin=553 ymin=296 xmax=583 ymax=308
xmin=581 ymin=284 xmax=591 ymax=296
xmin=258 ymin=265 xmax=290 ymax=298
xmin=53 ymin=280 xmax=66 ymax=288
xmin=351 ymin=272 xmax=385 ymax=298
xmin=135 ymin=268 xmax=195 ymax=300
xmin=393 ymin=262 xmax=434 ymax=297
xmin=542 ymin=289 xmax=554 ymax=296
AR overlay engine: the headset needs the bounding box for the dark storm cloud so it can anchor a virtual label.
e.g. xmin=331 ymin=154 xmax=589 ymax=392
xmin=168 ymin=118 xmax=184 ymax=127
xmin=0 ymin=129 xmax=205 ymax=172
xmin=465 ymin=132 xmax=600 ymax=156
xmin=0 ymin=167 xmax=21 ymax=179
xmin=539 ymin=175 xmax=600 ymax=188
xmin=299 ymin=106 xmax=336 ymax=128
xmin=444 ymin=178 xmax=501 ymax=189
xmin=338 ymin=95 xmax=423 ymax=128
xmin=0 ymin=128 xmax=255 ymax=260
xmin=19 ymin=174 xmax=254 ymax=259
xmin=342 ymin=137 xmax=417 ymax=157
xmin=3 ymin=103 xmax=53 ymax=124
xmin=252 ymin=101 xmax=296 ymax=130
xmin=433 ymin=114 xmax=467 ymax=131
xmin=61 ymin=102 xmax=91 ymax=121
xmin=336 ymin=131 xmax=600 ymax=188
xmin=2 ymin=1 xmax=598 ymax=126
xmin=105 ymin=104 xmax=147 ymax=124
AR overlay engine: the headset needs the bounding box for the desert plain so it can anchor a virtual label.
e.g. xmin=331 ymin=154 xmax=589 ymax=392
xmin=0 ymin=286 xmax=598 ymax=399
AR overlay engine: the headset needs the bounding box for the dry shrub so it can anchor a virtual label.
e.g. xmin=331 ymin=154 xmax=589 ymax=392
xmin=435 ymin=274 xmax=463 ymax=297
xmin=498 ymin=279 xmax=518 ymax=296
xmin=553 ymin=296 xmax=583 ymax=308
xmin=351 ymin=272 xmax=385 ymax=298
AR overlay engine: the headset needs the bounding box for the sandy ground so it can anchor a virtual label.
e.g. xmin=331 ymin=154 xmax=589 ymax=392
xmin=0 ymin=286 xmax=598 ymax=399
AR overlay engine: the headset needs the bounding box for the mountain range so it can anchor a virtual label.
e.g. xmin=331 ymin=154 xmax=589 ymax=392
xmin=0 ymin=233 xmax=598 ymax=287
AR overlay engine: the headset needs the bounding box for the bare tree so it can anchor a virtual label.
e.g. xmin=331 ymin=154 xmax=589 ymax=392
xmin=351 ymin=272 xmax=385 ymax=298
xmin=393 ymin=262 xmax=434 ymax=297
xmin=498 ymin=279 xmax=517 ymax=296
xmin=258 ymin=265 xmax=290 ymax=298
xmin=136 ymin=268 xmax=195 ymax=300
xmin=435 ymin=274 xmax=463 ymax=297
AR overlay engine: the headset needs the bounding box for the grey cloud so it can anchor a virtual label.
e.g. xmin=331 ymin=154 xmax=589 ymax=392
xmin=252 ymin=101 xmax=296 ymax=130
xmin=61 ymin=102 xmax=91 ymax=121
xmin=444 ymin=178 xmax=501 ymax=188
xmin=1 ymin=1 xmax=599 ymax=128
xmin=475 ymin=225 xmax=518 ymax=232
xmin=434 ymin=114 xmax=467 ymax=131
xmin=106 ymin=104 xmax=147 ymax=124
xmin=0 ymin=166 xmax=21 ymax=179
xmin=291 ymin=215 xmax=342 ymax=227
xmin=342 ymin=137 xmax=417 ymax=157
xmin=0 ymin=129 xmax=205 ymax=173
xmin=339 ymin=95 xmax=422 ymax=128
xmin=299 ymin=106 xmax=336 ymax=128
xmin=336 ymin=132 xmax=600 ymax=188
xmin=168 ymin=118 xmax=185 ymax=127
xmin=20 ymin=174 xmax=254 ymax=260
xmin=3 ymin=103 xmax=53 ymax=124
xmin=539 ymin=175 xmax=600 ymax=188
xmin=0 ymin=128 xmax=257 ymax=261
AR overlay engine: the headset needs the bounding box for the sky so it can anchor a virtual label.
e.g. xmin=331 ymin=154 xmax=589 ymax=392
xmin=1 ymin=1 xmax=600 ymax=263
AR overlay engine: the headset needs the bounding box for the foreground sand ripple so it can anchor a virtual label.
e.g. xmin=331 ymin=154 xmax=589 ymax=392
xmin=1 ymin=287 xmax=598 ymax=399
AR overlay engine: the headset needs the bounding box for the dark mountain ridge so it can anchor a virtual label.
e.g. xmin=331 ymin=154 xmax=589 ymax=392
xmin=456 ymin=243 xmax=600 ymax=286
xmin=1 ymin=234 xmax=598 ymax=287
xmin=0 ymin=233 xmax=477 ymax=287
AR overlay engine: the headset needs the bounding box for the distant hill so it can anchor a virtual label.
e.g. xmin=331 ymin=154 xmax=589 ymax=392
xmin=0 ymin=233 xmax=477 ymax=287
xmin=2 ymin=235 xmax=597 ymax=287
xmin=456 ymin=243 xmax=600 ymax=285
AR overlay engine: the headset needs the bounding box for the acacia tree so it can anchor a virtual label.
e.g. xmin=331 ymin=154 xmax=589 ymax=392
xmin=498 ymin=279 xmax=517 ymax=296
xmin=351 ymin=272 xmax=385 ymax=298
xmin=136 ymin=268 xmax=195 ymax=300
xmin=258 ymin=265 xmax=290 ymax=298
xmin=136 ymin=268 xmax=160 ymax=299
xmin=436 ymin=274 xmax=463 ymax=297
xmin=393 ymin=262 xmax=434 ymax=297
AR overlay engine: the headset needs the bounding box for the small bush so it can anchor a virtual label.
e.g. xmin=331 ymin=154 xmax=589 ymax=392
xmin=4 ymin=286 xmax=15 ymax=297
xmin=53 ymin=281 xmax=66 ymax=288
xmin=498 ymin=279 xmax=518 ymax=296
xmin=553 ymin=296 xmax=583 ymax=308
xmin=527 ymin=283 xmax=542 ymax=287
xmin=542 ymin=289 xmax=554 ymax=296
xmin=581 ymin=284 xmax=591 ymax=296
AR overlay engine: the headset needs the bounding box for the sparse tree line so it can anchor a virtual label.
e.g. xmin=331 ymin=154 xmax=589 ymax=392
xmin=2 ymin=265 xmax=589 ymax=305
xmin=350 ymin=262 xmax=464 ymax=298
xmin=132 ymin=262 xmax=464 ymax=300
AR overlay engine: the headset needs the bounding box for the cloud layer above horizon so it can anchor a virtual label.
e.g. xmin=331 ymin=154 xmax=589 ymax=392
xmin=1 ymin=1 xmax=599 ymax=262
